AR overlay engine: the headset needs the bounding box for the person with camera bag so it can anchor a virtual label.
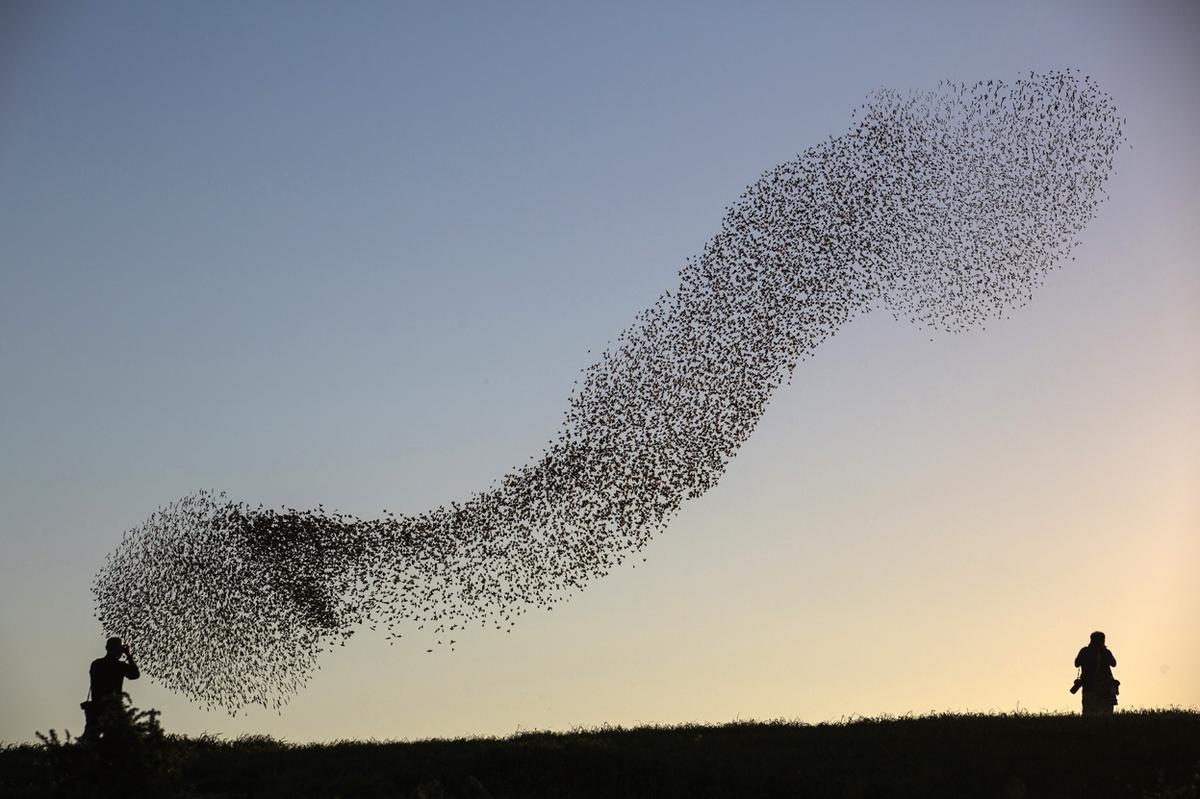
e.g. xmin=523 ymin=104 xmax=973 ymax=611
xmin=1073 ymin=630 xmax=1118 ymax=716
xmin=81 ymin=636 xmax=140 ymax=740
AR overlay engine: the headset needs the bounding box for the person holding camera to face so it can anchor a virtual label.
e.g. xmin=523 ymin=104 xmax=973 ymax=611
xmin=1073 ymin=630 xmax=1118 ymax=716
xmin=81 ymin=636 xmax=140 ymax=740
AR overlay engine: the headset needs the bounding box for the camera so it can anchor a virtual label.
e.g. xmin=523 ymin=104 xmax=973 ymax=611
xmin=1070 ymin=678 xmax=1082 ymax=694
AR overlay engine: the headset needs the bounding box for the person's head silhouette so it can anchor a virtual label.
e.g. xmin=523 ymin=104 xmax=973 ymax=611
xmin=105 ymin=636 xmax=125 ymax=657
xmin=1090 ymin=631 xmax=1106 ymax=647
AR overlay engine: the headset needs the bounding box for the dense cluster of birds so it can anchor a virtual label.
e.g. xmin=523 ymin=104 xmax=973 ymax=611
xmin=95 ymin=71 xmax=1124 ymax=713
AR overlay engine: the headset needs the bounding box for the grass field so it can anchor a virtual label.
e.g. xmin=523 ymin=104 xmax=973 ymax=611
xmin=3 ymin=709 xmax=1198 ymax=798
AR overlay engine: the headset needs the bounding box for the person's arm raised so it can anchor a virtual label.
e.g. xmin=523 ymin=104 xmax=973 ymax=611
xmin=124 ymin=645 xmax=140 ymax=680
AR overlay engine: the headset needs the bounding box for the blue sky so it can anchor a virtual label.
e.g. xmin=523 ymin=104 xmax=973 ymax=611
xmin=2 ymin=0 xmax=1197 ymax=742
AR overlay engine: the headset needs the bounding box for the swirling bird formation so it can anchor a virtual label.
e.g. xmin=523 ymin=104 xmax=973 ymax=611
xmin=94 ymin=71 xmax=1124 ymax=713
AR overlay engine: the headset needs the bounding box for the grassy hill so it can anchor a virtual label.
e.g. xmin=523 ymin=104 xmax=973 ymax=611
xmin=3 ymin=709 xmax=1198 ymax=798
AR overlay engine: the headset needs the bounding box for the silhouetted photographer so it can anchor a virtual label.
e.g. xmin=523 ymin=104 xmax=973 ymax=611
xmin=1073 ymin=630 xmax=1118 ymax=716
xmin=82 ymin=636 xmax=140 ymax=740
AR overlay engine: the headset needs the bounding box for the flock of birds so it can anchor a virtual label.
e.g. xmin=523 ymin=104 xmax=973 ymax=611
xmin=94 ymin=71 xmax=1124 ymax=713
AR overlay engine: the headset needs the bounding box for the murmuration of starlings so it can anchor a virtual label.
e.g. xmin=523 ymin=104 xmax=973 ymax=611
xmin=95 ymin=71 xmax=1124 ymax=713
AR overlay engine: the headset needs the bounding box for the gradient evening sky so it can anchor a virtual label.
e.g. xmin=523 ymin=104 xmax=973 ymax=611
xmin=1 ymin=1 xmax=1197 ymax=744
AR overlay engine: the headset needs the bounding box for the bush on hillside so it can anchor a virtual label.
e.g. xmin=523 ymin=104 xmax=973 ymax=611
xmin=31 ymin=696 xmax=178 ymax=798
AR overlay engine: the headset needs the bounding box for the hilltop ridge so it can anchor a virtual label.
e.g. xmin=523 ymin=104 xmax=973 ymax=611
xmin=3 ymin=709 xmax=1198 ymax=798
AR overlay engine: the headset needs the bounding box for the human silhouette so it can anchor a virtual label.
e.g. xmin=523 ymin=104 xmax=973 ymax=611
xmin=1073 ymin=631 xmax=1118 ymax=716
xmin=81 ymin=636 xmax=140 ymax=740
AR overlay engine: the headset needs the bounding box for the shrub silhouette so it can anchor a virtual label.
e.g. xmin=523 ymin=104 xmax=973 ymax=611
xmin=33 ymin=695 xmax=177 ymax=798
